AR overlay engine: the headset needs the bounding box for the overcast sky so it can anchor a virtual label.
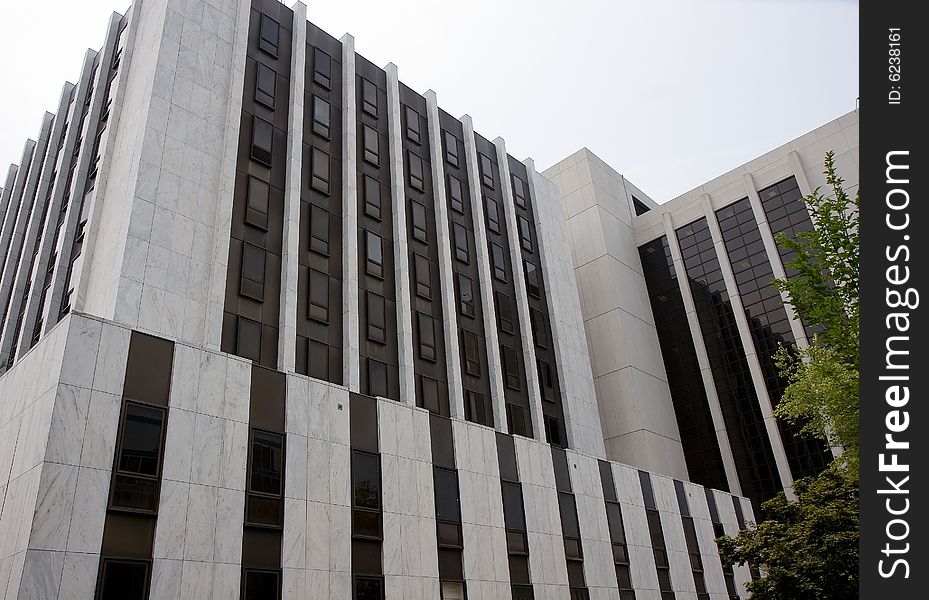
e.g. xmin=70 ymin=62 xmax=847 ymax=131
xmin=0 ymin=0 xmax=858 ymax=203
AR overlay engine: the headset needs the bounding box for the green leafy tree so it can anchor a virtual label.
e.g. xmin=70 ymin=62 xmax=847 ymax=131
xmin=718 ymin=152 xmax=860 ymax=597
xmin=717 ymin=468 xmax=859 ymax=600
xmin=771 ymin=150 xmax=860 ymax=468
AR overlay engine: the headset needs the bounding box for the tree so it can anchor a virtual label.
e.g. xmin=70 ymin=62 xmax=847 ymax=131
xmin=717 ymin=467 xmax=859 ymax=600
xmin=718 ymin=152 xmax=861 ymax=597
xmin=772 ymin=150 xmax=860 ymax=469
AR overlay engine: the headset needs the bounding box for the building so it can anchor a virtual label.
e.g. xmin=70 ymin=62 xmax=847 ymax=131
xmin=544 ymin=111 xmax=859 ymax=510
xmin=0 ymin=0 xmax=858 ymax=599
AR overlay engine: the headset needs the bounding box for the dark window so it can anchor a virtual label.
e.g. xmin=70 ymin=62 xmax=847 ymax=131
xmin=366 ymin=291 xmax=386 ymax=344
xmin=524 ymin=261 xmax=540 ymax=297
xmin=240 ymin=242 xmax=266 ymax=300
xmin=507 ymin=404 xmax=529 ymax=437
xmin=308 ymin=269 xmax=329 ymax=323
xmin=413 ymin=254 xmax=431 ymax=299
xmin=485 ymin=196 xmax=500 ymax=233
xmin=457 ymin=273 xmax=474 ymax=318
xmin=544 ymin=415 xmax=562 ymax=447
xmin=632 ymin=196 xmax=651 ymax=216
xmin=502 ymin=345 xmax=520 ymax=390
xmin=97 ymin=559 xmax=149 ymax=600
xmin=246 ymin=176 xmax=269 ymax=230
xmin=313 ymin=47 xmax=331 ymax=89
xmin=309 ymin=204 xmax=329 ymax=255
xmin=308 ymin=339 xmax=329 ymax=381
xmin=363 ymin=125 xmax=379 ymax=166
xmin=242 ymin=569 xmax=280 ymax=600
xmin=312 ymin=95 xmax=331 ymax=139
xmin=364 ymin=175 xmax=381 ymax=220
xmin=354 ymin=576 xmax=383 ymax=600
xmin=517 ymin=216 xmax=533 ymax=251
xmin=501 ymin=482 xmax=526 ymax=530
xmin=417 ymin=312 xmax=436 ymax=362
xmin=246 ymin=430 xmax=283 ymax=526
xmin=111 ymin=402 xmax=165 ymax=511
xmin=365 ymin=231 xmax=383 ymax=279
xmin=452 ymin=223 xmax=469 ymax=264
xmin=443 ymin=131 xmax=459 ymax=167
xmin=404 ymin=106 xmax=421 ymax=144
xmin=408 ymin=151 xmax=425 ymax=192
xmin=462 ymin=330 xmax=481 ymax=376
xmin=352 ymin=450 xmax=381 ymax=511
xmin=362 ymin=78 xmax=378 ymax=117
xmin=410 ymin=200 xmax=428 ymax=243
xmin=512 ymin=175 xmax=528 ymax=209
xmin=447 ymin=175 xmax=464 ymax=214
xmin=236 ymin=317 xmax=261 ymax=361
xmin=465 ymin=390 xmax=489 ymax=426
xmin=367 ymin=359 xmax=388 ymax=397
xmin=258 ymin=14 xmax=279 ymax=57
xmin=538 ymin=360 xmax=554 ymax=402
xmin=530 ymin=307 xmax=547 ymax=348
xmin=434 ymin=467 xmax=461 ymax=522
xmin=421 ymin=376 xmax=440 ymax=414
xmin=478 ymin=153 xmax=494 ymax=188
xmin=255 ymin=62 xmax=276 ymax=108
xmin=496 ymin=292 xmax=514 ymax=334
xmin=311 ymin=147 xmax=330 ymax=194
xmin=251 ymin=116 xmax=273 ymax=165
xmin=491 ymin=242 xmax=507 ymax=282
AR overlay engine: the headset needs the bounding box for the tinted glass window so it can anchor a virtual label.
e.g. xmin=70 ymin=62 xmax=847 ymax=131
xmin=250 ymin=431 xmax=283 ymax=495
xmin=457 ymin=273 xmax=474 ymax=317
xmin=251 ymin=116 xmax=273 ymax=165
xmin=434 ymin=467 xmax=460 ymax=521
xmin=118 ymin=403 xmax=164 ymax=476
xmin=258 ymin=15 xmax=279 ymax=56
xmin=312 ymin=95 xmax=331 ymax=138
xmin=524 ymin=261 xmax=540 ymax=297
xmin=313 ymin=47 xmax=331 ymax=89
xmin=453 ymin=223 xmax=468 ymax=263
xmin=353 ymin=451 xmax=381 ymax=509
xmin=255 ymin=62 xmax=275 ymax=108
xmin=99 ymin=560 xmax=148 ymax=600
xmin=362 ymin=78 xmax=378 ymax=116
xmin=448 ymin=175 xmax=464 ymax=213
xmin=411 ymin=200 xmax=428 ymax=243
xmin=491 ymin=243 xmax=507 ymax=282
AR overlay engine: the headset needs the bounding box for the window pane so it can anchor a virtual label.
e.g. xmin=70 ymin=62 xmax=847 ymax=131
xmin=607 ymin=502 xmax=626 ymax=542
xmin=437 ymin=521 xmax=462 ymax=547
xmin=308 ymin=269 xmax=329 ymax=322
xmin=496 ymin=292 xmax=513 ymax=333
xmin=311 ymin=147 xmax=330 ymax=194
xmin=250 ymin=431 xmax=283 ymax=495
xmin=111 ymin=473 xmax=159 ymax=511
xmin=308 ymin=339 xmax=329 ymax=381
xmin=313 ymin=48 xmax=331 ymax=88
xmin=118 ymin=403 xmax=164 ymax=475
xmin=502 ymin=346 xmax=520 ymax=390
xmin=457 ymin=274 xmax=474 ymax=317
xmin=367 ymin=292 xmax=386 ymax=343
xmin=353 ymin=451 xmax=381 ymax=509
xmin=310 ymin=204 xmax=329 ymax=255
xmin=559 ymin=492 xmax=580 ymax=538
xmin=362 ymin=78 xmax=378 ymax=116
xmin=506 ymin=530 xmax=527 ymax=554
xmin=448 ymin=175 xmax=464 ymax=213
xmin=518 ymin=215 xmax=533 ymax=251
xmin=434 ymin=468 xmax=460 ymax=521
xmin=414 ymin=254 xmax=431 ymax=299
xmin=251 ymin=116 xmax=273 ymax=165
xmin=512 ymin=175 xmax=527 ymax=208
xmin=367 ymin=358 xmax=387 ymax=397
xmin=479 ymin=153 xmax=494 ymax=188
xmin=491 ymin=243 xmax=507 ymax=282
xmin=453 ymin=223 xmax=468 ymax=263
xmin=485 ymin=196 xmax=500 ymax=233
xmin=405 ymin=106 xmax=421 ymax=143
xmin=411 ymin=200 xmax=428 ymax=243
xmin=501 ymin=482 xmax=525 ymax=530
xmin=525 ymin=261 xmax=540 ymax=297
xmin=99 ymin=560 xmax=148 ymax=600
xmin=246 ymin=493 xmax=282 ymax=526
xmin=242 ymin=243 xmax=266 ymax=284
xmin=364 ymin=174 xmax=381 ymax=220
xmin=355 ymin=577 xmax=382 ymax=600
xmin=363 ymin=125 xmax=379 ymax=166
xmin=258 ymin=15 xmax=279 ymax=56
xmin=255 ymin=62 xmax=275 ymax=107
xmin=313 ymin=95 xmax=331 ymax=138
xmin=444 ymin=131 xmax=459 ymax=167
xmin=408 ymin=152 xmax=424 ymax=191
xmin=237 ymin=317 xmax=261 ymax=361
xmin=366 ymin=231 xmax=383 ymax=278
xmin=353 ymin=509 xmax=381 ymax=538
xmin=247 ymin=176 xmax=270 ymax=217
xmin=421 ymin=376 xmax=440 ymax=414
xmin=243 ymin=569 xmax=279 ymax=600
xmin=418 ymin=312 xmax=436 ymax=361
xmin=462 ymin=331 xmax=480 ymax=376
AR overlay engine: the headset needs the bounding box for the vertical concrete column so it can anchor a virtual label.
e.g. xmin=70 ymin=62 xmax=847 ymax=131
xmin=700 ymin=194 xmax=794 ymax=495
xmin=384 ymin=63 xmax=415 ymax=404
xmin=424 ymin=90 xmax=465 ymax=418
xmin=341 ymin=34 xmax=360 ymax=392
xmin=278 ymin=3 xmax=307 ymax=373
xmin=0 ymin=166 xmax=19 ymax=231
xmin=0 ymin=113 xmax=55 ymax=344
xmin=45 ymin=15 xmax=122 ymax=336
xmin=16 ymin=51 xmax=97 ymax=360
xmin=460 ymin=115 xmax=507 ymax=432
xmin=662 ymin=212 xmax=743 ymax=496
xmin=493 ymin=138 xmax=543 ymax=440
xmin=742 ymin=173 xmax=809 ymax=349
xmin=205 ymin=0 xmax=251 ymax=351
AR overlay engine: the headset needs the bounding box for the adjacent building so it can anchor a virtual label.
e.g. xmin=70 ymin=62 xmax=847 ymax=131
xmin=545 ymin=111 xmax=858 ymax=511
xmin=0 ymin=0 xmax=857 ymax=599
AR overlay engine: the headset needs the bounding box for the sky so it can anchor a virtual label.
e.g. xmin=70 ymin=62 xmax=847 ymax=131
xmin=0 ymin=0 xmax=858 ymax=203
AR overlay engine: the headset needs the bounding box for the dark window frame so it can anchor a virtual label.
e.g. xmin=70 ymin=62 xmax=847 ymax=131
xmin=245 ymin=428 xmax=285 ymax=528
xmin=108 ymin=400 xmax=168 ymax=514
xmin=255 ymin=61 xmax=276 ymax=109
xmin=258 ymin=14 xmax=279 ymax=57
